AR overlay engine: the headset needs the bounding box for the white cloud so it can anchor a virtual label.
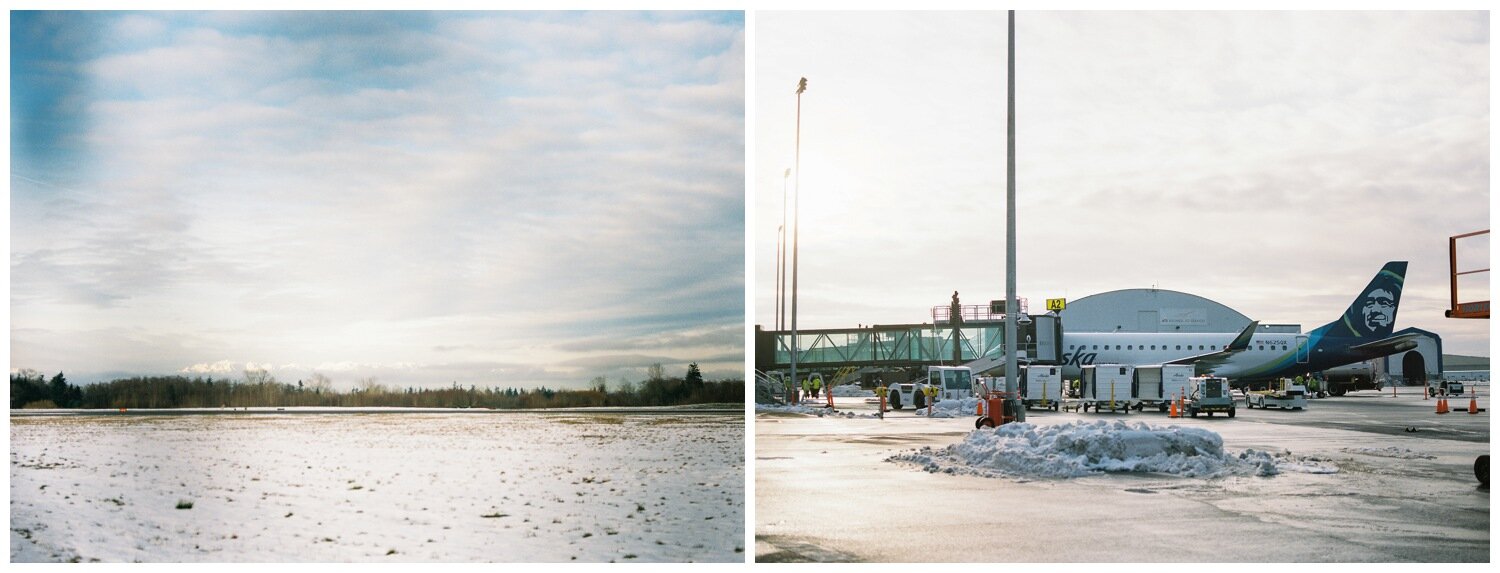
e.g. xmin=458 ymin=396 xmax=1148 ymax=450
xmin=12 ymin=12 xmax=746 ymax=388
xmin=754 ymin=11 xmax=1488 ymax=356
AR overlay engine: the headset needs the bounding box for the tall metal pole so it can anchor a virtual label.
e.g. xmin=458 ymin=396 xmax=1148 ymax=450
xmin=791 ymin=78 xmax=807 ymax=390
xmin=779 ymin=168 xmax=790 ymax=331
xmin=775 ymin=223 xmax=783 ymax=331
xmin=1005 ymin=11 xmax=1023 ymax=422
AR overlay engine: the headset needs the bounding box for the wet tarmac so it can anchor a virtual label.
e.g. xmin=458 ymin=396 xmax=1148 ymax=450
xmin=755 ymin=388 xmax=1489 ymax=562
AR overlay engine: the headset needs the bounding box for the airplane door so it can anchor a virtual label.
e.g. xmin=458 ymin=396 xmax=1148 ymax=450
xmin=1296 ymin=335 xmax=1309 ymax=363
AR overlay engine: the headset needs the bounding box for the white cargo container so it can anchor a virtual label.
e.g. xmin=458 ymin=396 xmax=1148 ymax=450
xmin=1134 ymin=364 xmax=1196 ymax=412
xmin=1019 ymin=365 xmax=1063 ymax=411
xmin=1081 ymin=364 xmax=1135 ymax=413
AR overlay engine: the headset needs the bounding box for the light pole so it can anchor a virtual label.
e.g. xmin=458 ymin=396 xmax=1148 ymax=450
xmin=791 ymin=77 xmax=807 ymax=391
xmin=1005 ymin=10 xmax=1024 ymax=423
xmin=778 ymin=168 xmax=790 ymax=332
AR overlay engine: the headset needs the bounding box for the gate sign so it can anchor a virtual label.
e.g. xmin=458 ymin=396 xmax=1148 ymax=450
xmin=1046 ymin=298 xmax=1066 ymax=311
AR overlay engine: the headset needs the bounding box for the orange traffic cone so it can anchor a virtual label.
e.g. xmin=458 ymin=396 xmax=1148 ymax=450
xmin=1469 ymin=396 xmax=1478 ymax=415
xmin=1169 ymin=397 xmax=1179 ymax=418
xmin=1436 ymin=396 xmax=1449 ymax=414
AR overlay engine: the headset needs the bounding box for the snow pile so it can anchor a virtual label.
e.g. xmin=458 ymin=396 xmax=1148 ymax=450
xmin=889 ymin=420 xmax=1301 ymax=479
xmin=756 ymin=403 xmax=827 ymax=415
xmin=1342 ymin=446 xmax=1436 ymax=460
xmin=754 ymin=403 xmax=877 ymax=418
xmin=830 ymin=384 xmax=875 ymax=397
xmin=913 ymin=397 xmax=982 ymax=418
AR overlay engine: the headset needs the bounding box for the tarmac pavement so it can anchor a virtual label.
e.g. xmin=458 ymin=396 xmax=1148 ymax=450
xmin=755 ymin=388 xmax=1489 ymax=562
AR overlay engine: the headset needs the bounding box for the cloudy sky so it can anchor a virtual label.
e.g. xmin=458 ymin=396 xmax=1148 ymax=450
xmin=755 ymin=11 xmax=1490 ymax=356
xmin=11 ymin=11 xmax=745 ymax=389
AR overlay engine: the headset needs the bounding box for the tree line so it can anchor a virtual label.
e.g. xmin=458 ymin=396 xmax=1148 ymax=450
xmin=9 ymin=363 xmax=742 ymax=410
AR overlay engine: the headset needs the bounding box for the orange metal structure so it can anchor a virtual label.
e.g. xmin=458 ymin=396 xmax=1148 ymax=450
xmin=1446 ymin=229 xmax=1489 ymax=319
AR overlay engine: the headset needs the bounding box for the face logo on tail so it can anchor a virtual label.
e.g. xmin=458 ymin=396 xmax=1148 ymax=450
xmin=1329 ymin=262 xmax=1406 ymax=339
xmin=1360 ymin=288 xmax=1396 ymax=333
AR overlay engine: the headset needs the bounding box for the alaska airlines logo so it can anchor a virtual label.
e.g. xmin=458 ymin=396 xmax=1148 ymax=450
xmin=1062 ymin=352 xmax=1098 ymax=367
xmin=1359 ymin=287 xmax=1395 ymax=334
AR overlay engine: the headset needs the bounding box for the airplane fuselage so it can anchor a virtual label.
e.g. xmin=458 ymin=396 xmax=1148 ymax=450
xmin=1060 ymin=330 xmax=1354 ymax=382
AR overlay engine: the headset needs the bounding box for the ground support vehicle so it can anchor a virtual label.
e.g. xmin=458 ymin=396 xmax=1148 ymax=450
xmin=1246 ymin=378 xmax=1308 ymax=410
xmin=1018 ymin=365 xmax=1063 ymax=411
xmin=1185 ymin=376 xmax=1236 ymax=418
xmin=1428 ymin=379 xmax=1467 ymax=398
xmin=1320 ymin=363 xmax=1382 ymax=396
xmin=1080 ymin=364 xmax=1135 ymax=413
xmin=1134 ymin=364 xmax=1194 ymax=412
xmin=887 ymin=366 xmax=973 ymax=411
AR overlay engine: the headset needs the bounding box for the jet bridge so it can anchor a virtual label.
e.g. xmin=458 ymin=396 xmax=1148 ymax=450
xmin=753 ymin=313 xmax=1061 ymax=375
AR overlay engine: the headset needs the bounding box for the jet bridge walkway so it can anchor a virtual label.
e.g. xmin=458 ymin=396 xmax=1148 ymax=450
xmin=754 ymin=312 xmax=1059 ymax=375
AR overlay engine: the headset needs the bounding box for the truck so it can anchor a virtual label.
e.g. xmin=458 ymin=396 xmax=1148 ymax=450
xmin=1245 ymin=378 xmax=1307 ymax=410
xmin=1018 ymin=365 xmax=1063 ymax=411
xmin=1133 ymin=364 xmax=1194 ymax=412
xmin=1428 ymin=379 xmax=1467 ymax=398
xmin=1319 ymin=362 xmax=1382 ymax=396
xmin=1184 ymin=376 xmax=1236 ymax=418
xmin=1080 ymin=364 xmax=1135 ymax=413
xmin=887 ymin=365 xmax=973 ymax=410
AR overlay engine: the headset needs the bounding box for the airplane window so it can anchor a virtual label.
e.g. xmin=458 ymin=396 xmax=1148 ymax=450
xmin=1127 ymin=345 xmax=1133 ymax=350
xmin=1176 ymin=345 xmax=1181 ymax=350
xmin=1151 ymin=345 xmax=1157 ymax=350
xmin=1093 ymin=345 xmax=1098 ymax=350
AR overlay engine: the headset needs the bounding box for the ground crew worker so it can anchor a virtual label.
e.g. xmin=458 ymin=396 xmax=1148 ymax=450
xmin=801 ymin=377 xmax=812 ymax=400
xmin=812 ymin=376 xmax=823 ymax=398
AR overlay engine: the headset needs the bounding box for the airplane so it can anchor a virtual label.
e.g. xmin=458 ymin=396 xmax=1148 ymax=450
xmin=1055 ymin=261 xmax=1420 ymax=388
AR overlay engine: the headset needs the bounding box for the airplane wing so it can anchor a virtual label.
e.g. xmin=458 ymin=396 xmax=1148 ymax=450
xmin=1346 ymin=332 xmax=1424 ymax=360
xmin=1164 ymin=321 xmax=1258 ymax=374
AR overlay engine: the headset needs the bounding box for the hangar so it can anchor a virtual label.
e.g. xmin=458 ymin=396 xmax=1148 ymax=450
xmin=1058 ymin=288 xmax=1299 ymax=334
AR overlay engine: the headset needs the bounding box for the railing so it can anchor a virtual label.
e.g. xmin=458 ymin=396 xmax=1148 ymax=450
xmin=932 ymin=300 xmax=1029 ymax=324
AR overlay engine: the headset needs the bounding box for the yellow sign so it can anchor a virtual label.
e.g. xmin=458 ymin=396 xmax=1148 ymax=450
xmin=1046 ymin=298 xmax=1067 ymax=311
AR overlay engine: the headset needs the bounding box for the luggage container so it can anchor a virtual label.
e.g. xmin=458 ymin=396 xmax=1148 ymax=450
xmin=1080 ymin=364 xmax=1135 ymax=413
xmin=1018 ymin=365 xmax=1063 ymax=411
xmin=1134 ymin=364 xmax=1195 ymax=412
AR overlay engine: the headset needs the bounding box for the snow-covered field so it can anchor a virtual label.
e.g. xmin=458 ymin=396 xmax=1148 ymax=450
xmin=10 ymin=412 xmax=744 ymax=562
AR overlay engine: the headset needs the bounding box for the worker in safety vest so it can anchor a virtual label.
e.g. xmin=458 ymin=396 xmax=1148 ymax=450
xmin=812 ymin=376 xmax=823 ymax=398
xmin=801 ymin=377 xmax=812 ymax=400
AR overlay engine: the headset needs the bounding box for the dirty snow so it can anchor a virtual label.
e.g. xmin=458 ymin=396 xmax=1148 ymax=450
xmin=755 ymin=403 xmax=876 ymax=418
xmin=755 ymin=403 xmax=828 ymax=415
xmin=889 ymin=420 xmax=1332 ymax=479
xmin=1340 ymin=446 xmax=1437 ymax=460
xmin=829 ymin=384 xmax=875 ymax=398
xmin=913 ymin=398 xmax=982 ymax=418
xmin=9 ymin=412 xmax=743 ymax=562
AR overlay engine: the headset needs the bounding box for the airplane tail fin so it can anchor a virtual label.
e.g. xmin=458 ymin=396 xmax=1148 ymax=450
xmin=1316 ymin=261 xmax=1407 ymax=339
